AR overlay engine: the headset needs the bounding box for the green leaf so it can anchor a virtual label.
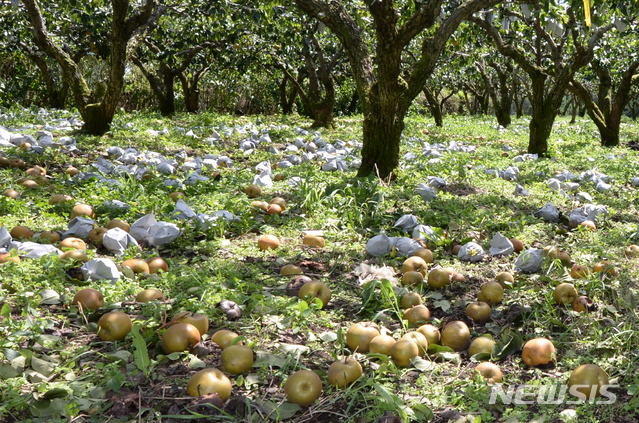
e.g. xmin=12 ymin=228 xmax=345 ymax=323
xmin=373 ymin=382 xmax=397 ymax=403
xmin=106 ymin=350 xmax=132 ymax=364
xmin=132 ymin=324 xmax=150 ymax=375
xmin=42 ymin=387 xmax=70 ymax=400
xmin=0 ymin=303 xmax=11 ymax=317
xmin=254 ymin=351 xmax=287 ymax=368
xmin=436 ymin=352 xmax=462 ymax=365
xmin=412 ymin=403 xmax=434 ymax=420
xmin=492 ymin=332 xmax=522 ymax=360
xmin=231 ymin=336 xmax=246 ymax=346
xmin=470 ymin=352 xmax=491 ymax=362
xmin=0 ymin=363 xmax=20 ymax=379
xmin=261 ymin=400 xmax=301 ymax=420
xmin=31 ymin=356 xmax=55 ymax=377
xmin=188 ymin=356 xmax=205 ymax=369
xmin=410 ymin=356 xmax=436 ymax=371
xmin=427 ymin=344 xmax=454 ymax=354
xmin=166 ymin=352 xmax=181 ymax=360
xmin=36 ymin=335 xmax=61 ymax=348
xmin=236 ymin=374 xmax=244 ymax=387
xmin=359 ymin=279 xmax=379 ymax=312
xmin=433 ymin=299 xmax=451 ymax=312
xmin=298 ymin=299 xmax=309 ymax=316
xmin=424 ymin=291 xmax=443 ymax=300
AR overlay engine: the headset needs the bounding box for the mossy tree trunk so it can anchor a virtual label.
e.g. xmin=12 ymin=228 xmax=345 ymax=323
xmin=132 ymin=36 xmax=212 ymax=116
xmin=278 ymin=73 xmax=299 ymax=115
xmin=23 ymin=0 xmax=156 ymax=135
xmin=16 ymin=41 xmax=83 ymax=109
xmin=275 ymin=30 xmax=341 ymax=129
xmin=514 ymin=76 xmax=528 ymax=119
xmin=570 ymin=95 xmax=578 ymax=124
xmin=471 ymin=8 xmax=613 ymax=156
xmin=178 ymin=66 xmax=209 ymax=114
xmin=528 ymin=75 xmax=557 ymax=155
xmin=423 ymin=87 xmax=443 ymax=127
xmin=569 ymin=60 xmax=639 ymax=147
xmin=295 ymin=0 xmax=502 ymax=178
xmin=131 ymin=55 xmax=175 ymax=116
xmin=477 ymin=59 xmax=517 ymax=127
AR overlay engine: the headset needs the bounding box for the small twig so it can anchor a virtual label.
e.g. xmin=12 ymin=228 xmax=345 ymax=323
xmin=259 ymin=370 xmax=277 ymax=404
xmin=373 ymin=163 xmax=387 ymax=187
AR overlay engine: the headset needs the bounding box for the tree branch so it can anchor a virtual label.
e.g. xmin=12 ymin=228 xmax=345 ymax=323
xmin=273 ymin=59 xmax=308 ymax=103
xmin=294 ymin=0 xmax=375 ymax=106
xmin=394 ymin=0 xmax=444 ymax=49
xmin=469 ymin=15 xmax=544 ymax=79
xmin=568 ymin=80 xmax=604 ymax=123
xmin=327 ymin=45 xmax=343 ymax=73
xmin=122 ymin=0 xmax=157 ymax=40
xmin=402 ymin=0 xmax=502 ymax=111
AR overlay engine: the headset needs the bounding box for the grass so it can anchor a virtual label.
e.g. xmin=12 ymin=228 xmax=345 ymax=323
xmin=0 ymin=107 xmax=639 ymax=422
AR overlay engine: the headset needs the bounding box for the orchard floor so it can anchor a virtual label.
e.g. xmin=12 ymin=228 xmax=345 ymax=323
xmin=1 ymin=109 xmax=639 ymax=423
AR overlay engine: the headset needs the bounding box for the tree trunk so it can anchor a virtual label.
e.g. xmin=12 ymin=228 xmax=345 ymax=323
xmin=347 ymin=91 xmax=359 ymax=115
xmin=179 ymin=71 xmax=206 ymax=114
xmin=298 ymin=34 xmax=339 ymax=128
xmin=562 ymin=96 xmax=572 ymax=115
xmin=423 ymin=87 xmax=443 ymax=126
xmin=515 ymin=92 xmax=525 ymax=118
xmin=570 ymin=97 xmax=577 ymax=124
xmin=496 ymin=71 xmax=512 ymax=127
xmin=598 ymin=122 xmax=619 ymax=147
xmin=578 ymin=104 xmax=586 ymax=117
xmin=479 ymin=92 xmax=490 ymax=115
xmin=310 ymin=99 xmax=334 ymax=128
xmin=495 ymin=106 xmax=510 ymax=127
xmin=158 ymin=71 xmax=176 ymax=116
xmin=22 ymin=0 xmax=155 ymax=135
xmin=464 ymin=92 xmax=472 ymax=116
xmin=294 ymin=0 xmax=506 ymax=178
xmin=478 ymin=61 xmax=512 ymax=127
xmin=358 ymin=105 xmax=405 ymax=178
xmin=307 ymin=83 xmax=336 ymax=128
xmin=278 ymin=76 xmax=297 ymax=115
xmin=529 ymin=107 xmax=555 ymax=155
xmin=35 ymin=60 xmax=66 ymax=108
xmin=528 ymin=76 xmax=558 ymax=155
xmin=82 ymin=103 xmax=110 ymax=135
xmin=184 ymin=83 xmax=200 ymax=113
xmin=132 ymin=56 xmax=176 ymax=116
xmin=19 ymin=43 xmax=69 ymax=109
